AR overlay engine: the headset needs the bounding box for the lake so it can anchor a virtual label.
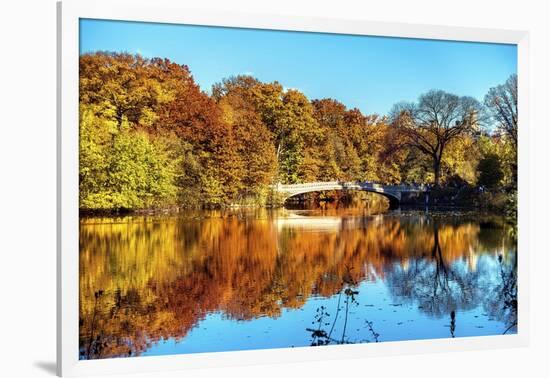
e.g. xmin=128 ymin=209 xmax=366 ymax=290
xmin=79 ymin=208 xmax=517 ymax=359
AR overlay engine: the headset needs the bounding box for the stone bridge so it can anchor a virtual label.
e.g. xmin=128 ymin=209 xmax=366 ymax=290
xmin=272 ymin=181 xmax=428 ymax=209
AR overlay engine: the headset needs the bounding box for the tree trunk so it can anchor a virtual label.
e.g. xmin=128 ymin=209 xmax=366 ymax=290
xmin=276 ymin=139 xmax=283 ymax=183
xmin=433 ymin=157 xmax=441 ymax=187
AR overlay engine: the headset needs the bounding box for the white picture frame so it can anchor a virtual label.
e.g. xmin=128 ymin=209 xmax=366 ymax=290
xmin=57 ymin=0 xmax=530 ymax=376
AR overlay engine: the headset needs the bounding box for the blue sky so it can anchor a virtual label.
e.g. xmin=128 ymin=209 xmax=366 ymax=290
xmin=80 ymin=19 xmax=517 ymax=116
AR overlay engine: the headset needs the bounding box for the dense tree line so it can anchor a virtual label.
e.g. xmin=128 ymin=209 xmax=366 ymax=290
xmin=79 ymin=52 xmax=517 ymax=211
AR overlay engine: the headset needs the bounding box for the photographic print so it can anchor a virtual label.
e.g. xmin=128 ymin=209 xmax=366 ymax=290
xmin=78 ymin=19 xmax=518 ymax=360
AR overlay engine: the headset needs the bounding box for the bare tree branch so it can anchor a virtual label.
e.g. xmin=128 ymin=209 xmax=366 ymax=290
xmin=390 ymin=90 xmax=482 ymax=186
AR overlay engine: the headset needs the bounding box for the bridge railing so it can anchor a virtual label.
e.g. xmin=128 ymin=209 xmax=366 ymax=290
xmin=273 ymin=181 xmax=427 ymax=192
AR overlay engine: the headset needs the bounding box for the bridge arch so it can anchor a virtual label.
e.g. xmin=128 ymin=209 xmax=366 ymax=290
xmin=282 ymin=188 xmax=401 ymax=210
xmin=274 ymin=181 xmax=417 ymax=210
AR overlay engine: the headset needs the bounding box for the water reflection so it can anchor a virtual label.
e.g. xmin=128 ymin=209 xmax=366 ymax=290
xmin=79 ymin=210 xmax=517 ymax=359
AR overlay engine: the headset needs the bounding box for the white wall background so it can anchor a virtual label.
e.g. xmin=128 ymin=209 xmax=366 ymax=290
xmin=1 ymin=0 xmax=548 ymax=377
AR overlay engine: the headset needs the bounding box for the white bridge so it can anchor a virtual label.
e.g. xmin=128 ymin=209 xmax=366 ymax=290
xmin=272 ymin=181 xmax=428 ymax=208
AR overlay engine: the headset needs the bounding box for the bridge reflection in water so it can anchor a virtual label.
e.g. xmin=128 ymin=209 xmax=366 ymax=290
xmin=79 ymin=210 xmax=516 ymax=359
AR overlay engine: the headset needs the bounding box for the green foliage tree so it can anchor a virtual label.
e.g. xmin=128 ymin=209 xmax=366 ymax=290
xmin=477 ymin=135 xmax=515 ymax=187
xmin=477 ymin=153 xmax=504 ymax=190
xmin=79 ymin=104 xmax=177 ymax=210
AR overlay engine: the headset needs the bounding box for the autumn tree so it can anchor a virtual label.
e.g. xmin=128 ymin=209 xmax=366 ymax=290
xmin=390 ymin=90 xmax=483 ymax=186
xmin=311 ymin=99 xmax=386 ymax=182
xmin=79 ymin=51 xmax=512 ymax=210
xmin=278 ymin=89 xmax=322 ymax=183
xmin=216 ymin=77 xmax=277 ymax=202
xmin=215 ymin=76 xmax=322 ymax=184
xmin=441 ymin=135 xmax=479 ymax=185
xmin=80 ymin=53 xmax=170 ymax=130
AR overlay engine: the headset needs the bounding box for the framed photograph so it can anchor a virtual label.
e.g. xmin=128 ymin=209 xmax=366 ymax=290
xmin=57 ymin=0 xmax=530 ymax=376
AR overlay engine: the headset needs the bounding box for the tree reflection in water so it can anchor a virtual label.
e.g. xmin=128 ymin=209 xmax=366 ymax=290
xmin=385 ymin=217 xmax=517 ymax=338
xmin=386 ymin=220 xmax=482 ymax=324
xmin=79 ymin=210 xmax=517 ymax=359
xmin=493 ymin=254 xmax=518 ymax=334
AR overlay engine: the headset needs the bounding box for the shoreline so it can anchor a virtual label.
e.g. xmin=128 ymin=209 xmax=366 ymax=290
xmin=79 ymin=203 xmax=494 ymax=218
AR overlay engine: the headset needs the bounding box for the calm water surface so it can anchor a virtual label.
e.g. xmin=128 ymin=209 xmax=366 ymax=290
xmin=79 ymin=208 xmax=517 ymax=359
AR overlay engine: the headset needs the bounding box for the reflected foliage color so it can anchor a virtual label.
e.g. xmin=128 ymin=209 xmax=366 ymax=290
xmin=79 ymin=211 xmax=516 ymax=359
